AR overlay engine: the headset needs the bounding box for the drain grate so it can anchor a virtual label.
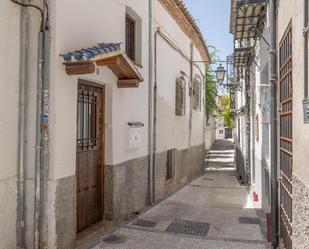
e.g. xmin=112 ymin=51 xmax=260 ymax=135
xmin=166 ymin=219 xmax=211 ymax=237
xmin=132 ymin=219 xmax=157 ymax=228
xmin=102 ymin=234 xmax=127 ymax=244
xmin=239 ymin=217 xmax=261 ymax=224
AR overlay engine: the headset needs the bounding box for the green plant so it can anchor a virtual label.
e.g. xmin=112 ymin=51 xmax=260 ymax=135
xmin=205 ymin=68 xmax=218 ymax=121
xmin=204 ymin=46 xmax=219 ymax=122
xmin=219 ymin=94 xmax=235 ymax=128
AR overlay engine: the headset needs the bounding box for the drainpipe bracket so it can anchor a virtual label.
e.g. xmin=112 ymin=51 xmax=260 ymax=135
xmin=269 ymin=49 xmax=276 ymax=55
xmin=303 ymin=25 xmax=309 ymax=36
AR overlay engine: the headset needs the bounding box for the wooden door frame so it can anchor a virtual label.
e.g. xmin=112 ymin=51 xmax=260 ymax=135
xmin=76 ymin=79 xmax=105 ymax=232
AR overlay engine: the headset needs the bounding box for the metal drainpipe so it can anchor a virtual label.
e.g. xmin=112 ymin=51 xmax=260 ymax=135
xmin=33 ymin=28 xmax=44 ymax=249
xmin=269 ymin=0 xmax=279 ymax=248
xmin=189 ymin=43 xmax=193 ymax=178
xmin=40 ymin=1 xmax=50 ymax=246
xmin=246 ymin=72 xmax=251 ymax=185
xmin=189 ymin=43 xmax=193 ymax=147
xmin=34 ymin=1 xmax=51 ymax=246
xmin=148 ymin=0 xmax=155 ymax=205
xmin=304 ymin=0 xmax=308 ymax=99
xmin=17 ymin=1 xmax=29 ymax=248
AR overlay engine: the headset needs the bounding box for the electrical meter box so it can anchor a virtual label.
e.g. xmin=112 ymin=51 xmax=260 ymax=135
xmin=127 ymin=122 xmax=144 ymax=150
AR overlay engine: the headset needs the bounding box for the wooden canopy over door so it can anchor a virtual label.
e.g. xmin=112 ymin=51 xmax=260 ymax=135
xmin=76 ymin=81 xmax=105 ymax=233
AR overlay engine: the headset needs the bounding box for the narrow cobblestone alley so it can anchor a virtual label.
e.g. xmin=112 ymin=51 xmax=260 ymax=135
xmin=81 ymin=140 xmax=270 ymax=249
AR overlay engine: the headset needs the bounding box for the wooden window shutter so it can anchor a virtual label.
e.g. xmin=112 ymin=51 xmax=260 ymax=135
xmin=166 ymin=149 xmax=176 ymax=180
xmin=175 ymin=78 xmax=186 ymax=116
xmin=193 ymin=77 xmax=201 ymax=111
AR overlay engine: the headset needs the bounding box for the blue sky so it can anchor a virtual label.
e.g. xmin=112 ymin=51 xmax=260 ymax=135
xmin=183 ymin=0 xmax=233 ymax=62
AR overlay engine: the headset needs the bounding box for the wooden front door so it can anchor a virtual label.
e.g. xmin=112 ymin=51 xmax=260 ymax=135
xmin=76 ymin=81 xmax=104 ymax=233
xmin=279 ymin=23 xmax=293 ymax=249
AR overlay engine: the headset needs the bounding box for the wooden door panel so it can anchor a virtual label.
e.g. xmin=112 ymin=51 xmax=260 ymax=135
xmin=76 ymin=82 xmax=104 ymax=233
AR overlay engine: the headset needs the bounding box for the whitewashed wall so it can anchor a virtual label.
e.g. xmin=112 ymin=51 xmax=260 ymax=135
xmin=277 ymin=0 xmax=309 ymax=185
xmin=51 ymin=0 xmax=150 ymax=180
xmin=155 ymin=2 xmax=206 ymax=153
xmin=0 ymin=2 xmax=20 ymax=248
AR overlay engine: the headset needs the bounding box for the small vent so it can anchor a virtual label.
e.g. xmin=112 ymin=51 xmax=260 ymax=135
xmin=166 ymin=149 xmax=176 ymax=180
xmin=132 ymin=219 xmax=157 ymax=228
xmin=239 ymin=217 xmax=261 ymax=224
xmin=166 ymin=219 xmax=211 ymax=237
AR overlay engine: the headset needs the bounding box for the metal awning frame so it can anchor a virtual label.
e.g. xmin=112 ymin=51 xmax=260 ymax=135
xmin=233 ymin=47 xmax=254 ymax=67
xmin=233 ymin=0 xmax=267 ymax=46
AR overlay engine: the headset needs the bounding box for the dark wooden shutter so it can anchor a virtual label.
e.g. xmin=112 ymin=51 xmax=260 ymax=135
xmin=125 ymin=14 xmax=136 ymax=61
xmin=166 ymin=149 xmax=176 ymax=180
xmin=193 ymin=78 xmax=201 ymax=111
xmin=175 ymin=78 xmax=186 ymax=116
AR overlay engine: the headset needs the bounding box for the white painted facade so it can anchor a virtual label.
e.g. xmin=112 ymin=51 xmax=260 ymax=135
xmin=155 ymin=2 xmax=206 ymax=153
xmin=215 ymin=117 xmax=226 ymax=140
xmin=247 ymin=19 xmax=272 ymax=210
xmin=0 ymin=0 xmax=213 ymax=248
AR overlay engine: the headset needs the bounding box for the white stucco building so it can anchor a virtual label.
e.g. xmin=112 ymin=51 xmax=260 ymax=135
xmin=231 ymin=0 xmax=309 ymax=248
xmin=0 ymin=0 xmax=214 ymax=248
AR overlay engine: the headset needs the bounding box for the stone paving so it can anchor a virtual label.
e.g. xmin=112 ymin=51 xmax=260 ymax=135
xmin=86 ymin=140 xmax=271 ymax=249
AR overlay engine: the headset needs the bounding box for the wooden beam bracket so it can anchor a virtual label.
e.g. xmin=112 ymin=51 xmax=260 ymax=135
xmin=117 ymin=79 xmax=140 ymax=88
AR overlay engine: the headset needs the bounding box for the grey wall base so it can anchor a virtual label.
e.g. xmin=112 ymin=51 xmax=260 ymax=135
xmin=293 ymin=173 xmax=309 ymax=249
xmin=53 ymin=144 xmax=205 ymax=248
xmin=104 ymin=156 xmax=150 ymax=220
xmin=104 ymin=143 xmax=205 ymax=220
xmin=55 ymin=176 xmax=76 ymax=249
xmin=0 ymin=177 xmax=16 ymax=249
xmin=235 ymin=144 xmax=246 ymax=184
xmin=154 ymin=143 xmax=205 ymax=201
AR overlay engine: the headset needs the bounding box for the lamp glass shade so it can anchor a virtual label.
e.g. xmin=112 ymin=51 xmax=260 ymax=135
xmin=215 ymin=65 xmax=226 ymax=83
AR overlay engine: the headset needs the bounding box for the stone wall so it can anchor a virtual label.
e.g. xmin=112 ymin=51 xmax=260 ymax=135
xmin=293 ymin=173 xmax=309 ymax=249
xmin=104 ymin=156 xmax=150 ymax=220
xmin=104 ymin=143 xmax=205 ymax=220
xmin=154 ymin=143 xmax=205 ymax=202
xmin=0 ymin=177 xmax=17 ymax=249
xmin=50 ymin=143 xmax=205 ymax=247
xmin=55 ymin=176 xmax=76 ymax=249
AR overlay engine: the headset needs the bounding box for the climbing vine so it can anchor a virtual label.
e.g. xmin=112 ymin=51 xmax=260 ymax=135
xmin=204 ymin=46 xmax=218 ymax=122
xmin=219 ymin=94 xmax=235 ymax=128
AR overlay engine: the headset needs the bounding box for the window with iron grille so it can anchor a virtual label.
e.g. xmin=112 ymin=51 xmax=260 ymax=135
xmin=193 ymin=76 xmax=202 ymax=111
xmin=125 ymin=14 xmax=135 ymax=61
xmin=166 ymin=149 xmax=176 ymax=180
xmin=175 ymin=77 xmax=186 ymax=116
xmin=77 ymin=86 xmax=99 ymax=151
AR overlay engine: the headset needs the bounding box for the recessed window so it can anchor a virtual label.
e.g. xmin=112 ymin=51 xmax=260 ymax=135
xmin=125 ymin=7 xmax=142 ymax=65
xmin=125 ymin=14 xmax=136 ymax=61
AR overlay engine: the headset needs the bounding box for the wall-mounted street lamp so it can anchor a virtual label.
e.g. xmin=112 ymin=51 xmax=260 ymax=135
xmin=215 ymin=63 xmax=226 ymax=83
